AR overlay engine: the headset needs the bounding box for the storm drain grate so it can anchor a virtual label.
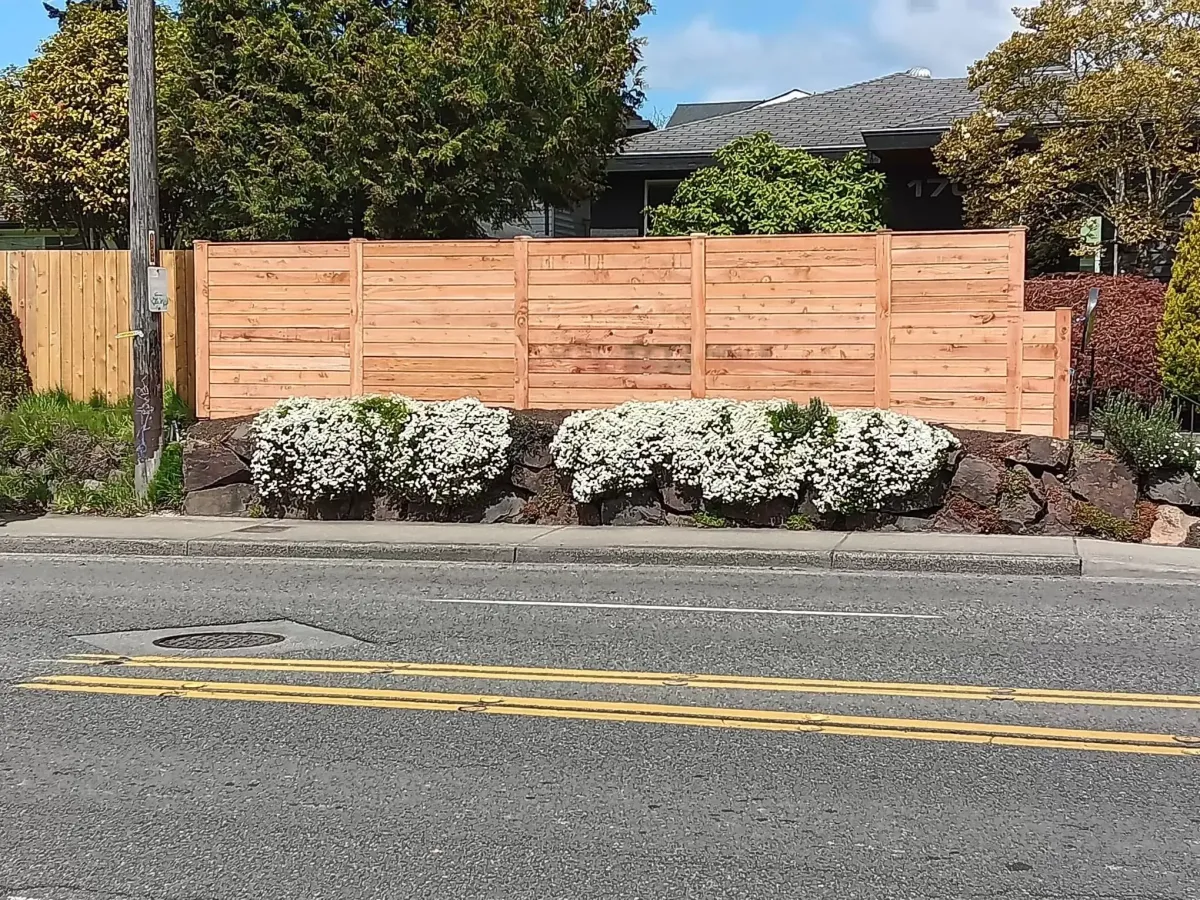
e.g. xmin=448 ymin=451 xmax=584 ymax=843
xmin=152 ymin=631 xmax=285 ymax=650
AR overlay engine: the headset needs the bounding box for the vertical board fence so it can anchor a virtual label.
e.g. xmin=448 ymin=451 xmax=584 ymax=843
xmin=193 ymin=230 xmax=1071 ymax=437
xmin=1 ymin=250 xmax=195 ymax=406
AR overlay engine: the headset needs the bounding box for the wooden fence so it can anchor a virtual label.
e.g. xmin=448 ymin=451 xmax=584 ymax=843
xmin=1 ymin=250 xmax=196 ymax=406
xmin=194 ymin=230 xmax=1070 ymax=437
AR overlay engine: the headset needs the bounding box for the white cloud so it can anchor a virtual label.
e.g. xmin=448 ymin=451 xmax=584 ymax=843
xmin=643 ymin=0 xmax=1036 ymax=103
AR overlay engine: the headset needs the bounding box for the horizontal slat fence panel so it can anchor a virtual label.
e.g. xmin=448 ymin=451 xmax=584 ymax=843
xmin=193 ymin=230 xmax=1070 ymax=437
xmin=196 ymin=242 xmax=352 ymax=417
xmin=1 ymin=249 xmax=194 ymax=406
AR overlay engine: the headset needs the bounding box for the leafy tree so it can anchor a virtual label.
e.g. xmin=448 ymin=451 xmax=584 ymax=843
xmin=1159 ymin=199 xmax=1200 ymax=399
xmin=647 ymin=133 xmax=885 ymax=237
xmin=173 ymin=0 xmax=649 ymax=240
xmin=44 ymin=0 xmax=126 ymax=24
xmin=935 ymin=0 xmax=1200 ymax=273
xmin=0 ymin=3 xmax=186 ymax=247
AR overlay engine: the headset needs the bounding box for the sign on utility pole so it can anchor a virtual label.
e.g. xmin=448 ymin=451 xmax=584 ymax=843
xmin=128 ymin=0 xmax=163 ymax=494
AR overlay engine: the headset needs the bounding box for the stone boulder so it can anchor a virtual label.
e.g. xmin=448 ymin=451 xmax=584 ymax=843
xmin=708 ymin=496 xmax=793 ymax=527
xmin=1146 ymin=471 xmax=1200 ymax=511
xmin=660 ymin=482 xmax=699 ymax=514
xmin=884 ymin=471 xmax=950 ymax=514
xmin=1039 ymin=484 xmax=1078 ymax=536
xmin=225 ymin=421 xmax=256 ymax=463
xmin=950 ymin=456 xmax=1003 ymax=507
xmin=893 ymin=515 xmax=933 ymax=533
xmin=1013 ymin=465 xmax=1045 ymax=503
xmin=1003 ymin=436 xmax=1072 ymax=472
xmin=518 ymin=444 xmax=553 ymax=471
xmin=998 ymin=489 xmax=1043 ymax=533
xmin=601 ymin=489 xmax=665 ymax=526
xmin=511 ymin=464 xmax=550 ymax=495
xmin=183 ymin=483 xmax=257 ymax=517
xmin=1149 ymin=505 xmax=1199 ymax=546
xmin=1068 ymin=455 xmax=1137 ymax=520
xmin=482 ymin=493 xmax=528 ymax=524
xmin=182 ymin=442 xmax=251 ymax=493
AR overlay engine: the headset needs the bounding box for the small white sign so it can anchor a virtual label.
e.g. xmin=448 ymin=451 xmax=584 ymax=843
xmin=147 ymin=266 xmax=169 ymax=313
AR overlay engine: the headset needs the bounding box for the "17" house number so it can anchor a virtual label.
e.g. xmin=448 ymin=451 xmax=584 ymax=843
xmin=908 ymin=178 xmax=964 ymax=198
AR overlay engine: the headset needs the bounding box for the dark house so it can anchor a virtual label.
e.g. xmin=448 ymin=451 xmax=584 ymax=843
xmin=591 ymin=70 xmax=980 ymax=236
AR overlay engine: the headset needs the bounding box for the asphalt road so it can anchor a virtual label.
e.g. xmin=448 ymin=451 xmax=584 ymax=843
xmin=1 ymin=555 xmax=1198 ymax=900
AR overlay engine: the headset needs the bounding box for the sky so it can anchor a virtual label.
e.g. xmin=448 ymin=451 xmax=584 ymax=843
xmin=0 ymin=0 xmax=1034 ymax=116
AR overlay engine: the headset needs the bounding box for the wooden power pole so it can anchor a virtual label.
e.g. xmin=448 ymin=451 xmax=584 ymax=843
xmin=128 ymin=0 xmax=163 ymax=493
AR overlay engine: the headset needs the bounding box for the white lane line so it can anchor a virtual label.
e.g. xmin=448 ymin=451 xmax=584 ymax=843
xmin=415 ymin=597 xmax=941 ymax=619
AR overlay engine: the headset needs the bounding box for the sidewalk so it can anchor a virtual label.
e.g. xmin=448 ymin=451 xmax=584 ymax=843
xmin=1 ymin=515 xmax=1198 ymax=578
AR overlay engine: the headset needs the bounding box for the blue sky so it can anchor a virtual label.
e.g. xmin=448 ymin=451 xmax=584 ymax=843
xmin=1 ymin=0 xmax=1031 ymax=117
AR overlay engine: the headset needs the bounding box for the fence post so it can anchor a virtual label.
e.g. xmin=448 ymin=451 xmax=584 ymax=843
xmin=349 ymin=238 xmax=366 ymax=396
xmin=1053 ymin=306 xmax=1071 ymax=439
xmin=690 ymin=233 xmax=707 ymax=399
xmin=193 ymin=240 xmax=210 ymax=418
xmin=1005 ymin=227 xmax=1027 ymax=431
xmin=874 ymin=230 xmax=892 ymax=410
xmin=513 ymin=236 xmax=531 ymax=409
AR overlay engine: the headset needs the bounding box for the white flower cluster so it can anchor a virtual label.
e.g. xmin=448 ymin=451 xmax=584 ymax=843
xmin=804 ymin=409 xmax=958 ymax=514
xmin=386 ymin=397 xmax=513 ymax=505
xmin=550 ymin=399 xmax=958 ymax=514
xmin=251 ymin=395 xmax=511 ymax=506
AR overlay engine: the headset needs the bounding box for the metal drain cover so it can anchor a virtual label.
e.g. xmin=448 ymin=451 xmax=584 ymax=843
xmin=153 ymin=631 xmax=285 ymax=650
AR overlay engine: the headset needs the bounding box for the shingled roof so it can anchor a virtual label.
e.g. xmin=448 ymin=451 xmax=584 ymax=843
xmin=666 ymin=100 xmax=760 ymax=128
xmin=618 ymin=72 xmax=979 ymax=163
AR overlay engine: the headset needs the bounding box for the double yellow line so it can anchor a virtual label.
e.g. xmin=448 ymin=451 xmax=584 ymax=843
xmin=48 ymin=653 xmax=1200 ymax=711
xmin=18 ymin=655 xmax=1200 ymax=757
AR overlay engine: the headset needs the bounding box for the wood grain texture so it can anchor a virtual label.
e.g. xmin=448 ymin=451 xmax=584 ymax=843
xmin=690 ymin=234 xmax=706 ymax=399
xmin=513 ymin=237 xmax=530 ymax=409
xmin=874 ymin=231 xmax=892 ymax=409
xmin=165 ymin=231 xmax=1063 ymax=421
xmin=349 ymin=239 xmax=365 ymax=396
xmin=1005 ymin=229 xmax=1026 ymax=431
xmin=1053 ymin=306 xmax=1071 ymax=439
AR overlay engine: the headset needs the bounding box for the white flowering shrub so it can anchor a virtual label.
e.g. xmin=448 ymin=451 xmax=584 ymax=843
xmin=551 ymin=399 xmax=957 ymax=514
xmin=803 ymin=409 xmax=958 ymax=514
xmin=251 ymin=397 xmax=390 ymax=505
xmin=382 ymin=397 xmax=512 ymax=505
xmin=251 ymin=395 xmax=511 ymax=507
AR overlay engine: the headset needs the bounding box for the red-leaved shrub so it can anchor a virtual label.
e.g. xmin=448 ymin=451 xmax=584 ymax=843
xmin=1024 ymin=274 xmax=1165 ymax=398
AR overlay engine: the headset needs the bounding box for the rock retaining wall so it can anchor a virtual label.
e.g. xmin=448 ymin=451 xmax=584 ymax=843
xmin=181 ymin=412 xmax=1200 ymax=545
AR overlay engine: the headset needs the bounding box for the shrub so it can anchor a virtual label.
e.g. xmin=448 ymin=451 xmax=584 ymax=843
xmin=0 ymin=390 xmax=138 ymax=515
xmin=1025 ymin=273 xmax=1166 ymax=400
xmin=803 ymin=409 xmax=958 ymax=514
xmin=0 ymin=287 xmax=31 ymax=409
xmin=648 ymin=133 xmax=885 ymax=236
xmin=550 ymin=399 xmax=957 ymax=514
xmin=250 ymin=395 xmax=511 ymax=507
xmin=1092 ymin=393 xmax=1198 ymax=475
xmin=385 ymin=398 xmax=512 ymax=505
xmin=1160 ymin=198 xmax=1200 ymax=400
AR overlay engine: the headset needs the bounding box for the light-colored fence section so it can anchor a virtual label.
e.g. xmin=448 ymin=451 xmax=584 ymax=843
xmin=1 ymin=249 xmax=194 ymax=405
xmin=194 ymin=231 xmax=1071 ymax=437
xmin=362 ymin=240 xmax=516 ymax=404
xmin=703 ymin=234 xmax=877 ymax=407
xmin=527 ymin=238 xmax=694 ymax=407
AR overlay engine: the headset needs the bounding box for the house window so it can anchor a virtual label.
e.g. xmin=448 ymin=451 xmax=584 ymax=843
xmin=643 ymin=179 xmax=682 ymax=235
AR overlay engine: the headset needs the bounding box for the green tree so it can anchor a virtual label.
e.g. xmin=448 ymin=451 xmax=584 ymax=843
xmin=44 ymin=1 xmax=126 ymax=24
xmin=1160 ymin=199 xmax=1200 ymax=398
xmin=647 ymin=133 xmax=885 ymax=237
xmin=0 ymin=3 xmax=186 ymax=247
xmin=934 ymin=0 xmax=1200 ymax=273
xmin=172 ymin=0 xmax=649 ymax=240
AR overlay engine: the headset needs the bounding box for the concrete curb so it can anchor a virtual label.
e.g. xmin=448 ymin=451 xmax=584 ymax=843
xmin=0 ymin=535 xmax=1083 ymax=576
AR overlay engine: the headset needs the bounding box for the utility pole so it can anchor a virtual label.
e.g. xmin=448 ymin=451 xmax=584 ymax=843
xmin=128 ymin=0 xmax=163 ymax=493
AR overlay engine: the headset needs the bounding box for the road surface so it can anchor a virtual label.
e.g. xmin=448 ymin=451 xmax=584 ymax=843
xmin=1 ymin=555 xmax=1197 ymax=899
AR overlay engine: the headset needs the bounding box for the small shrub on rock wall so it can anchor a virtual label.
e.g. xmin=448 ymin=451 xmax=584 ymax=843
xmin=550 ymin=399 xmax=957 ymax=514
xmin=1093 ymin=393 xmax=1198 ymax=476
xmin=251 ymin=397 xmax=389 ymax=505
xmin=385 ymin=398 xmax=512 ymax=505
xmin=250 ymin=395 xmax=511 ymax=507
